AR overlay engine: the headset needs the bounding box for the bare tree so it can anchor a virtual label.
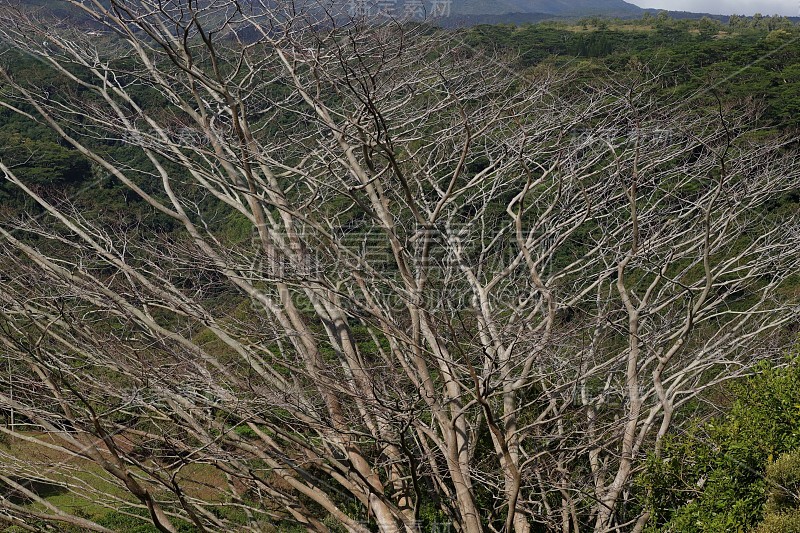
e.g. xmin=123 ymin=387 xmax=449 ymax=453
xmin=0 ymin=1 xmax=798 ymax=532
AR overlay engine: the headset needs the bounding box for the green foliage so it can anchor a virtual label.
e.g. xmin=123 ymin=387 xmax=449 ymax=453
xmin=0 ymin=15 xmax=798 ymax=529
xmin=768 ymin=450 xmax=800 ymax=503
xmin=221 ymin=212 xmax=253 ymax=243
xmin=640 ymin=357 xmax=800 ymax=532
xmin=97 ymin=508 xmax=198 ymax=532
xmin=754 ymin=449 xmax=800 ymax=532
xmin=0 ymin=131 xmax=90 ymax=184
xmin=465 ymin=16 xmax=800 ymax=129
xmin=755 ymin=509 xmax=800 ymax=533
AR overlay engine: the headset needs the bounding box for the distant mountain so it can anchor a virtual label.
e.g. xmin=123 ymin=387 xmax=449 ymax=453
xmin=20 ymin=0 xmax=771 ymax=31
xmin=452 ymin=0 xmax=642 ymax=16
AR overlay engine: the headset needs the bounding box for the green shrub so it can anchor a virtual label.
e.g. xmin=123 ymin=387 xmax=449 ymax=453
xmin=640 ymin=357 xmax=800 ymax=532
xmin=755 ymin=508 xmax=800 ymax=533
xmin=753 ymin=449 xmax=800 ymax=532
xmin=765 ymin=449 xmax=800 ymax=514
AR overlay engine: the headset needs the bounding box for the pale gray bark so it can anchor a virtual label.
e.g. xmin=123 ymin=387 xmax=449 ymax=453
xmin=0 ymin=2 xmax=798 ymax=532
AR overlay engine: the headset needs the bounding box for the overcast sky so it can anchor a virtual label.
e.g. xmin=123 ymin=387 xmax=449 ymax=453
xmin=630 ymin=0 xmax=799 ymax=16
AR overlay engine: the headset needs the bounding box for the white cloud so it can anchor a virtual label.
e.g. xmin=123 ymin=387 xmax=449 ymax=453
xmin=629 ymin=0 xmax=798 ymax=16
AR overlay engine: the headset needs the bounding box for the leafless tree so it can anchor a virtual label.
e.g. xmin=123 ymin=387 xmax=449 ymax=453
xmin=0 ymin=1 xmax=798 ymax=532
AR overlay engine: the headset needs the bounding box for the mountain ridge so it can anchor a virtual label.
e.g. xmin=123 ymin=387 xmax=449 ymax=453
xmin=451 ymin=0 xmax=642 ymax=16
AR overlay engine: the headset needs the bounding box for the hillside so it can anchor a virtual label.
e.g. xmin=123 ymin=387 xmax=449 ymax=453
xmin=451 ymin=0 xmax=641 ymax=15
xmin=14 ymin=0 xmax=732 ymax=25
xmin=0 ymin=4 xmax=798 ymax=532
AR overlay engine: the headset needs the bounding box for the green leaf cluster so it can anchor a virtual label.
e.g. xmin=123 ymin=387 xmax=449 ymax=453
xmin=641 ymin=357 xmax=800 ymax=532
